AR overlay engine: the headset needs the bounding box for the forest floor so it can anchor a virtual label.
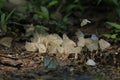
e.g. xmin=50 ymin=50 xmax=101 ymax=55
xmin=0 ymin=25 xmax=120 ymax=80
xmin=0 ymin=8 xmax=120 ymax=80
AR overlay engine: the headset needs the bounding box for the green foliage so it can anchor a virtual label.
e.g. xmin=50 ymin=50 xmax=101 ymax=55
xmin=112 ymin=0 xmax=119 ymax=7
xmin=48 ymin=0 xmax=58 ymax=7
xmin=35 ymin=25 xmax=49 ymax=32
xmin=36 ymin=6 xmax=49 ymax=20
xmin=112 ymin=0 xmax=120 ymax=17
xmin=103 ymin=22 xmax=120 ymax=40
xmin=15 ymin=12 xmax=27 ymax=20
xmin=0 ymin=8 xmax=15 ymax=33
xmin=107 ymin=22 xmax=120 ymax=30
xmin=96 ymin=73 xmax=105 ymax=80
xmin=24 ymin=0 xmax=83 ymax=34
xmin=53 ymin=18 xmax=68 ymax=34
xmin=0 ymin=1 xmax=4 ymax=9
xmin=103 ymin=34 xmax=117 ymax=39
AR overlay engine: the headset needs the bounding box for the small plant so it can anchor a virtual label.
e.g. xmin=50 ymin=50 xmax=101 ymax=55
xmin=25 ymin=0 xmax=83 ymax=34
xmin=53 ymin=19 xmax=68 ymax=34
xmin=96 ymin=73 xmax=105 ymax=80
xmin=103 ymin=22 xmax=120 ymax=40
xmin=36 ymin=6 xmax=50 ymax=20
xmin=0 ymin=8 xmax=15 ymax=33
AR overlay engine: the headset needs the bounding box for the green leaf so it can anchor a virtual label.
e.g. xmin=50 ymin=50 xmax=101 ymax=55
xmin=106 ymin=22 xmax=120 ymax=30
xmin=35 ymin=25 xmax=49 ymax=31
xmin=0 ymin=1 xmax=4 ymax=8
xmin=112 ymin=0 xmax=119 ymax=7
xmin=111 ymin=34 xmax=117 ymax=39
xmin=116 ymin=8 xmax=120 ymax=17
xmin=1 ymin=13 xmax=6 ymax=25
xmin=103 ymin=34 xmax=111 ymax=38
xmin=66 ymin=4 xmax=77 ymax=12
xmin=15 ymin=13 xmax=26 ymax=20
xmin=5 ymin=8 xmax=16 ymax=21
xmin=48 ymin=0 xmax=58 ymax=7
xmin=40 ymin=6 xmax=49 ymax=20
xmin=103 ymin=34 xmax=117 ymax=39
xmin=115 ymin=29 xmax=120 ymax=32
xmin=96 ymin=73 xmax=105 ymax=80
xmin=0 ymin=13 xmax=7 ymax=32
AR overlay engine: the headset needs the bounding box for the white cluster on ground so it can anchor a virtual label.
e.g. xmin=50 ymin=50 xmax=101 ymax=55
xmin=25 ymin=31 xmax=111 ymax=60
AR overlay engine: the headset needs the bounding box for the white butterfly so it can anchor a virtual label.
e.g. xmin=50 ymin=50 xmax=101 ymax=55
xmin=80 ymin=19 xmax=91 ymax=27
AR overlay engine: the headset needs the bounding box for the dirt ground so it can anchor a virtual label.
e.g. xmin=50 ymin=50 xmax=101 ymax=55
xmin=0 ymin=36 xmax=119 ymax=80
